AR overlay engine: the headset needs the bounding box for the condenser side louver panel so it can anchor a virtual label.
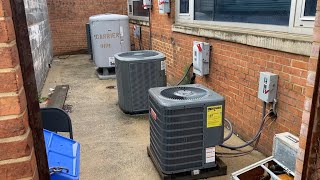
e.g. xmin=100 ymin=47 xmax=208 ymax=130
xmin=129 ymin=62 xmax=159 ymax=112
xmin=115 ymin=50 xmax=166 ymax=114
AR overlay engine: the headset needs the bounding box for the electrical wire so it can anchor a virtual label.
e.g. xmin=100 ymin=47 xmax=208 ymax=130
xmin=139 ymin=35 xmax=142 ymax=50
xmin=223 ymin=118 xmax=233 ymax=142
xmin=217 ymin=116 xmax=273 ymax=157
xmin=148 ymin=8 xmax=152 ymax=50
xmin=217 ymin=114 xmax=278 ymax=157
xmin=220 ymin=111 xmax=272 ymax=150
xmin=219 ymin=102 xmax=268 ymax=150
xmin=176 ymin=63 xmax=193 ymax=86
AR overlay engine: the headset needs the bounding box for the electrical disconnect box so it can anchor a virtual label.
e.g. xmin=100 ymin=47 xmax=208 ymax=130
xmin=158 ymin=0 xmax=170 ymax=14
xmin=258 ymin=72 xmax=278 ymax=103
xmin=143 ymin=0 xmax=152 ymax=9
xmin=133 ymin=25 xmax=141 ymax=38
xmin=193 ymin=41 xmax=210 ymax=76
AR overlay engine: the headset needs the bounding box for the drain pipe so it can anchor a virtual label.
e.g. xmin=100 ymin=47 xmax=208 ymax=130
xmin=176 ymin=63 xmax=194 ymax=86
xmin=148 ymin=8 xmax=152 ymax=50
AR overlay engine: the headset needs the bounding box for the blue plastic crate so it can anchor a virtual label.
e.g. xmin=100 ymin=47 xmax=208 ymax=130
xmin=43 ymin=130 xmax=80 ymax=180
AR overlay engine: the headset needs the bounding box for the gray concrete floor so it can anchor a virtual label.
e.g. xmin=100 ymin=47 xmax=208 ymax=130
xmin=41 ymin=54 xmax=266 ymax=180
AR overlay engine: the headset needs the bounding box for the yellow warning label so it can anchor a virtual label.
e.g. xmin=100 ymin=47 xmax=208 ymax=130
xmin=207 ymin=105 xmax=223 ymax=128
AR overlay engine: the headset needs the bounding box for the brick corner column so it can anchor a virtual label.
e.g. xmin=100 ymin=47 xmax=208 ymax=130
xmin=294 ymin=0 xmax=320 ymax=179
xmin=0 ymin=0 xmax=39 ymax=179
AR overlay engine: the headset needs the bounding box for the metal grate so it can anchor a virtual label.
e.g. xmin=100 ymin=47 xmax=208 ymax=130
xmin=149 ymin=98 xmax=204 ymax=173
xmin=160 ymin=87 xmax=207 ymax=100
xmin=130 ymin=62 xmax=158 ymax=111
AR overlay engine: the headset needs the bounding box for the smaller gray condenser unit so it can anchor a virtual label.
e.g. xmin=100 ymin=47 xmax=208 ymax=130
xmin=148 ymin=84 xmax=225 ymax=174
xmin=115 ymin=50 xmax=166 ymax=114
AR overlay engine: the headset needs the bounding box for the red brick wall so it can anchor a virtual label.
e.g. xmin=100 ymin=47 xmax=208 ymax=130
xmin=130 ymin=1 xmax=310 ymax=156
xmin=47 ymin=0 xmax=127 ymax=55
xmin=0 ymin=0 xmax=38 ymax=179
xmin=129 ymin=21 xmax=150 ymax=50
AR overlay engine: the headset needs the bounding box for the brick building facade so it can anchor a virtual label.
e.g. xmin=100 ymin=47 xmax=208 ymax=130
xmin=129 ymin=1 xmax=313 ymax=156
xmin=1 ymin=0 xmax=319 ymax=179
xmin=45 ymin=0 xmax=320 ymax=170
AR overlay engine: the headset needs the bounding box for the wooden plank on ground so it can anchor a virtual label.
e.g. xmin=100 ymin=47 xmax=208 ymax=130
xmin=47 ymin=85 xmax=70 ymax=109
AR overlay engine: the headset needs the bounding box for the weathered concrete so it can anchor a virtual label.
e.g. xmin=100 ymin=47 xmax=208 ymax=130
xmin=25 ymin=0 xmax=53 ymax=92
xmin=42 ymin=54 xmax=266 ymax=180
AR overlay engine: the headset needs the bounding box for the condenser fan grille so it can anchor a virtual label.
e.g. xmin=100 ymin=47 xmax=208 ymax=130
xmin=160 ymin=87 xmax=207 ymax=100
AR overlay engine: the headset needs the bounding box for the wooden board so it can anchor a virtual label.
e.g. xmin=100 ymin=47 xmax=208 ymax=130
xmin=47 ymin=85 xmax=70 ymax=109
xmin=147 ymin=146 xmax=227 ymax=180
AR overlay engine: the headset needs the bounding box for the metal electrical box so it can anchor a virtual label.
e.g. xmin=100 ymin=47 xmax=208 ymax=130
xmin=193 ymin=41 xmax=210 ymax=76
xmin=148 ymin=84 xmax=225 ymax=174
xmin=143 ymin=0 xmax=152 ymax=9
xmin=133 ymin=25 xmax=141 ymax=38
xmin=258 ymin=72 xmax=278 ymax=103
xmin=158 ymin=0 xmax=170 ymax=13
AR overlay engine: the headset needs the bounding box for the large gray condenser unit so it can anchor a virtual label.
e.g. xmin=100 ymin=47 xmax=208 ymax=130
xmin=89 ymin=14 xmax=130 ymax=79
xmin=114 ymin=50 xmax=166 ymax=114
xmin=148 ymin=84 xmax=225 ymax=174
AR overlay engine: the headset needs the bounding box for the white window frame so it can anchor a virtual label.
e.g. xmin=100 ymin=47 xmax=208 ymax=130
xmin=176 ymin=0 xmax=315 ymax=35
xmin=293 ymin=0 xmax=316 ymax=28
xmin=128 ymin=0 xmax=149 ymax=21
xmin=177 ymin=0 xmax=192 ymax=20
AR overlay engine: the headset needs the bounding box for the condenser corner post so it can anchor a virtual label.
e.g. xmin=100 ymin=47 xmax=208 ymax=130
xmin=89 ymin=14 xmax=130 ymax=80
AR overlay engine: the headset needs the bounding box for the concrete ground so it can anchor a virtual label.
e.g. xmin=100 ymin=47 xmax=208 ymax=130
xmin=41 ymin=54 xmax=266 ymax=180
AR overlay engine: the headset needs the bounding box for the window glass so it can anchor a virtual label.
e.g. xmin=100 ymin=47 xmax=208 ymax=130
xmin=133 ymin=1 xmax=148 ymax=17
xmin=180 ymin=0 xmax=189 ymax=13
xmin=304 ymin=0 xmax=317 ymax=16
xmin=194 ymin=0 xmax=291 ymax=26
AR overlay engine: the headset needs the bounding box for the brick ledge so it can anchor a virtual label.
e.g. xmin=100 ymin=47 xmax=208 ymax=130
xmin=173 ymin=23 xmax=313 ymax=56
xmin=129 ymin=18 xmax=149 ymax=26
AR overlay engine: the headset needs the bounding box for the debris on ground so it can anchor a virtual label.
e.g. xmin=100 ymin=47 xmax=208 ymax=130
xmin=63 ymin=104 xmax=73 ymax=113
xmin=39 ymin=96 xmax=49 ymax=108
xmin=106 ymin=85 xmax=116 ymax=89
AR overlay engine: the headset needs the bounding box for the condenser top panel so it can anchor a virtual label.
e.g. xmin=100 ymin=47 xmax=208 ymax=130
xmin=89 ymin=14 xmax=129 ymax=21
xmin=114 ymin=50 xmax=165 ymax=61
xmin=149 ymin=84 xmax=225 ymax=107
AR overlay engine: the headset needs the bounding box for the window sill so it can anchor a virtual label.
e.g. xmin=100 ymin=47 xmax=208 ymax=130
xmin=129 ymin=17 xmax=149 ymax=26
xmin=172 ymin=23 xmax=313 ymax=56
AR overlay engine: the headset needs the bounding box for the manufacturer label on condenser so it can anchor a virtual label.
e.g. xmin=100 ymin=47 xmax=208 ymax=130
xmin=207 ymin=105 xmax=222 ymax=128
xmin=205 ymin=147 xmax=215 ymax=163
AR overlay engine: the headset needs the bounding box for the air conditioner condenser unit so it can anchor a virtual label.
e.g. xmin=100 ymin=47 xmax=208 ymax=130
xmin=148 ymin=84 xmax=226 ymax=175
